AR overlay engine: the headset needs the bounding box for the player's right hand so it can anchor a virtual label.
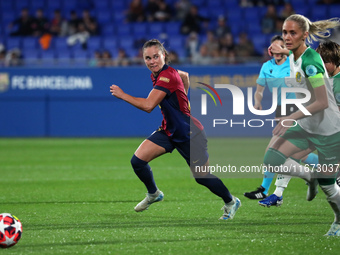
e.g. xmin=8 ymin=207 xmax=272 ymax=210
xmin=110 ymin=85 xmax=124 ymax=99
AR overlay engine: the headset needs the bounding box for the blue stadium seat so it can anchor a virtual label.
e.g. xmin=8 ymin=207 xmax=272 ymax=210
xmin=111 ymin=0 xmax=127 ymax=11
xmin=164 ymin=22 xmax=181 ymax=36
xmin=209 ymin=9 xmax=227 ymax=20
xmin=56 ymin=49 xmax=73 ymax=59
xmin=310 ymin=5 xmax=329 ymax=20
xmin=87 ymin=37 xmax=102 ymax=51
xmin=31 ymin=0 xmax=45 ymax=9
xmin=40 ymin=49 xmax=57 ymax=66
xmin=2 ymin=11 xmax=16 ymax=24
xmin=230 ymin=23 xmax=247 ymax=37
xmin=14 ymin=0 xmax=29 ymax=10
xmin=116 ymin=25 xmax=131 ymax=36
xmin=22 ymin=49 xmax=40 ymax=63
xmin=167 ymin=36 xmax=183 ymax=50
xmin=73 ymin=49 xmax=89 ymax=59
xmin=1 ymin=5 xmax=14 ymax=17
xmin=6 ymin=37 xmax=22 ymax=49
xmin=46 ymin=0 xmax=62 ymax=10
xmin=0 ymin=1 xmax=13 ymax=10
xmin=243 ymin=8 xmax=259 ymax=23
xmin=174 ymin=48 xmax=186 ymax=59
xmin=72 ymin=58 xmax=89 ymax=67
xmin=224 ymin=0 xmax=239 ymax=8
xmin=252 ymin=35 xmax=267 ymax=55
xmin=41 ymin=49 xmax=55 ymax=59
xmin=118 ymin=37 xmax=134 ymax=49
xmin=226 ymin=9 xmax=242 ymax=24
xmin=191 ymin=0 xmax=205 ymax=7
xmin=96 ymin=9 xmax=112 ymax=25
xmin=62 ymin=0 xmax=77 ymax=10
xmin=94 ymin=0 xmax=110 ymax=10
xmin=207 ymin=0 xmax=223 ymax=9
xmin=256 ymin=7 xmax=267 ymax=18
xmin=292 ymin=1 xmax=307 ymax=9
xmin=22 ymin=37 xmax=38 ymax=50
xmin=247 ymin=22 xmax=262 ymax=37
xmin=198 ymin=9 xmax=209 ymax=19
xmin=329 ymin=5 xmax=340 ymax=18
xmin=294 ymin=7 xmax=309 ymax=17
xmin=148 ymin=23 xmax=164 ymax=36
xmin=102 ymin=36 xmax=118 ymax=50
xmin=54 ymin=38 xmax=69 ymax=50
xmin=124 ymin=47 xmax=137 ymax=58
xmin=101 ymin=24 xmax=115 ymax=36
xmin=113 ymin=11 xmax=125 ymax=23
xmin=131 ymin=23 xmax=148 ymax=37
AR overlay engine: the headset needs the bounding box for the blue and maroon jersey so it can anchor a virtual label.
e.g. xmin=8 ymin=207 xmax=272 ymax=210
xmin=151 ymin=64 xmax=203 ymax=142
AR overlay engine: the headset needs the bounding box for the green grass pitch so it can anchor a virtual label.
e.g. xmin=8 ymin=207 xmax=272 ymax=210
xmin=0 ymin=138 xmax=339 ymax=254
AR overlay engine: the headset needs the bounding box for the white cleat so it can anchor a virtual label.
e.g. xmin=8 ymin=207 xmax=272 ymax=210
xmin=325 ymin=222 xmax=340 ymax=236
xmin=134 ymin=190 xmax=164 ymax=212
xmin=306 ymin=176 xmax=318 ymax=201
xmin=219 ymin=196 xmax=241 ymax=220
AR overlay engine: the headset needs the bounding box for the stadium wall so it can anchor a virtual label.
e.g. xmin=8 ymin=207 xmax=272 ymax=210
xmin=0 ymin=65 xmax=278 ymax=137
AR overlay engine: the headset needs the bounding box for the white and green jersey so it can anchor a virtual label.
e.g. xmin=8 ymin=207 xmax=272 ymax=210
xmin=287 ymin=47 xmax=340 ymax=135
xmin=332 ymin=71 xmax=340 ymax=107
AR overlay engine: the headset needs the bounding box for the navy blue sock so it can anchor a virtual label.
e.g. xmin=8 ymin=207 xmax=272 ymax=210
xmin=131 ymin=155 xmax=157 ymax=194
xmin=195 ymin=174 xmax=233 ymax=204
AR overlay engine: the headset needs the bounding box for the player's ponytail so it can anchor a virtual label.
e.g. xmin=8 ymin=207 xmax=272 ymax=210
xmin=285 ymin=14 xmax=340 ymax=44
xmin=142 ymin=39 xmax=170 ymax=64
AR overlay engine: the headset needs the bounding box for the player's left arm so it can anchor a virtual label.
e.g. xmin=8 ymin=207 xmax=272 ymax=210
xmin=110 ymin=85 xmax=166 ymax=113
xmin=177 ymin=69 xmax=190 ymax=94
xmin=273 ymin=61 xmax=329 ymax=136
xmin=273 ymin=83 xmax=328 ymax=136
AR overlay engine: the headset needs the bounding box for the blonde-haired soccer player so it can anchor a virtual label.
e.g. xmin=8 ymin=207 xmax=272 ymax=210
xmin=262 ymin=14 xmax=340 ymax=236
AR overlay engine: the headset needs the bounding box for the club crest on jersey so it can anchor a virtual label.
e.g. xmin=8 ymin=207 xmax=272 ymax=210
xmin=306 ymin=65 xmax=317 ymax=77
xmin=295 ymin=72 xmax=302 ymax=83
xmin=159 ymin=76 xmax=170 ymax=83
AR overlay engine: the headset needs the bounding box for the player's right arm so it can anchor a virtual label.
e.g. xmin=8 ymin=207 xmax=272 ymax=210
xmin=110 ymin=85 xmax=166 ymax=113
xmin=254 ymin=84 xmax=265 ymax=110
xmin=268 ymin=42 xmax=290 ymax=57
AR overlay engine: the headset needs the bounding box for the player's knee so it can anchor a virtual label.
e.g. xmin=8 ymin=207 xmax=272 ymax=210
xmin=130 ymin=154 xmax=148 ymax=171
xmin=264 ymin=148 xmax=287 ymax=167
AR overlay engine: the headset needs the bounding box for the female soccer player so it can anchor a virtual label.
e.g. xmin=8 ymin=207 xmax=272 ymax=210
xmin=244 ymin=35 xmax=319 ymax=204
xmin=110 ymin=39 xmax=241 ymax=220
xmin=316 ymin=41 xmax=340 ymax=111
xmin=316 ymin=41 xmax=340 ymax=187
xmin=262 ymin=14 xmax=340 ymax=236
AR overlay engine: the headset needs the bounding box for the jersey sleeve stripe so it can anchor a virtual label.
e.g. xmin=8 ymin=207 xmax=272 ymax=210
xmin=154 ymin=85 xmax=171 ymax=95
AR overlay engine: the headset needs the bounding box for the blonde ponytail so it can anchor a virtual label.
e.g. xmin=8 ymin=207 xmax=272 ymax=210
xmin=285 ymin=14 xmax=340 ymax=44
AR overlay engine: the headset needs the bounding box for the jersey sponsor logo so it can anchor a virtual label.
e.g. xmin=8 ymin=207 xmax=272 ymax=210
xmin=306 ymin=65 xmax=317 ymax=77
xmin=295 ymin=72 xmax=302 ymax=83
xmin=159 ymin=76 xmax=170 ymax=83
